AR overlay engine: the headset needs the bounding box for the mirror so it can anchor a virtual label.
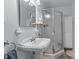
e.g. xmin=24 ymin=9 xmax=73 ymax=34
xmin=19 ymin=0 xmax=36 ymax=27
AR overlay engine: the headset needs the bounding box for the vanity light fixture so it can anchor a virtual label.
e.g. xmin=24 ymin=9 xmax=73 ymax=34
xmin=36 ymin=0 xmax=40 ymax=5
xmin=29 ymin=2 xmax=34 ymax=6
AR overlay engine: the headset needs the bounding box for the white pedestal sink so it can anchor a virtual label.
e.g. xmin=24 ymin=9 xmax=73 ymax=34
xmin=16 ymin=38 xmax=50 ymax=59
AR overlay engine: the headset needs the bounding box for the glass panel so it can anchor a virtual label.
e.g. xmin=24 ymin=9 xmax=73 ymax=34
xmin=54 ymin=11 xmax=63 ymax=53
xmin=42 ymin=9 xmax=55 ymax=54
xmin=42 ymin=9 xmax=63 ymax=54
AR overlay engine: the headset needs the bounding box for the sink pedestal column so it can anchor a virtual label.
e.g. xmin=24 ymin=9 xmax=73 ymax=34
xmin=34 ymin=51 xmax=43 ymax=59
xmin=16 ymin=48 xmax=33 ymax=59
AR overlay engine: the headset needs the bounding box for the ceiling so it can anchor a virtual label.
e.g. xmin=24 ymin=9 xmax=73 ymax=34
xmin=40 ymin=0 xmax=74 ymax=16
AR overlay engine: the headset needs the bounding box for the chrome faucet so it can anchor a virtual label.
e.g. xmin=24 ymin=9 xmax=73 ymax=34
xmin=30 ymin=33 xmax=41 ymax=42
xmin=30 ymin=37 xmax=36 ymax=42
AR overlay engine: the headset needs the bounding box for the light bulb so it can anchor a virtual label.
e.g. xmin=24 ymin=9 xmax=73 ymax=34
xmin=45 ymin=14 xmax=51 ymax=19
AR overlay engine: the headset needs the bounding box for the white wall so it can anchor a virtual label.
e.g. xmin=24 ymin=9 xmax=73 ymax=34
xmin=55 ymin=6 xmax=73 ymax=16
xmin=4 ymin=0 xmax=19 ymax=42
xmin=40 ymin=0 xmax=74 ymax=16
xmin=63 ymin=16 xmax=74 ymax=48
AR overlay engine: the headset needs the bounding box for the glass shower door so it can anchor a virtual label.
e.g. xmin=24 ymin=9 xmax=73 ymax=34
xmin=53 ymin=11 xmax=63 ymax=53
xmin=41 ymin=9 xmax=63 ymax=54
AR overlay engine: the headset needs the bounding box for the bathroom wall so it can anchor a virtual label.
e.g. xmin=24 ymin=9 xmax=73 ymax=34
xmin=4 ymin=0 xmax=19 ymax=42
xmin=55 ymin=5 xmax=73 ymax=16
xmin=40 ymin=0 xmax=74 ymax=16
xmin=63 ymin=16 xmax=74 ymax=48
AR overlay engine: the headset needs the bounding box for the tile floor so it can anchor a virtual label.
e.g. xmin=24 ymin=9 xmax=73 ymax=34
xmin=57 ymin=54 xmax=74 ymax=59
xmin=43 ymin=49 xmax=74 ymax=59
xmin=58 ymin=49 xmax=75 ymax=59
xmin=43 ymin=54 xmax=74 ymax=59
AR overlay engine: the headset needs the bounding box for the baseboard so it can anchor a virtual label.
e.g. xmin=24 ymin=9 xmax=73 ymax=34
xmin=43 ymin=49 xmax=64 ymax=59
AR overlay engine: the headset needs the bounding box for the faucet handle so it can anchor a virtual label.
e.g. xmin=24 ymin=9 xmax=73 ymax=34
xmin=30 ymin=37 xmax=35 ymax=42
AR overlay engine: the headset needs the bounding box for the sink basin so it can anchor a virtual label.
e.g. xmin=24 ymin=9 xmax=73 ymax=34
xmin=16 ymin=38 xmax=50 ymax=51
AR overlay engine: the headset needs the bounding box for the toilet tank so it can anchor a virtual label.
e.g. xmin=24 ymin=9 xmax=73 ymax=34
xmin=16 ymin=27 xmax=38 ymax=43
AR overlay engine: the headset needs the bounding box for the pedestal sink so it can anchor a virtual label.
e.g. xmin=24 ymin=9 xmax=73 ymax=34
xmin=16 ymin=37 xmax=50 ymax=59
xmin=17 ymin=38 xmax=50 ymax=51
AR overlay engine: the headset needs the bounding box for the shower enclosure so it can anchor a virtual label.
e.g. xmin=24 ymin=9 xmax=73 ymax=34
xmin=41 ymin=8 xmax=64 ymax=54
